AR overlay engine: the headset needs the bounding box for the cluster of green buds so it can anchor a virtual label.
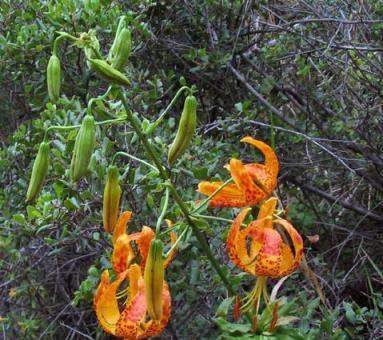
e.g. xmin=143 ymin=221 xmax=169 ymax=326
xmin=26 ymin=16 xmax=136 ymax=202
xmin=108 ymin=16 xmax=132 ymax=70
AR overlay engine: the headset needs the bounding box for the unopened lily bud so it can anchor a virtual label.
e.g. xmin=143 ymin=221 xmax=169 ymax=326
xmin=103 ymin=166 xmax=121 ymax=233
xmin=26 ymin=142 xmax=49 ymax=202
xmin=111 ymin=28 xmax=131 ymax=71
xmin=47 ymin=54 xmax=61 ymax=103
xmin=70 ymin=115 xmax=96 ymax=182
xmin=144 ymin=239 xmax=165 ymax=322
xmin=168 ymin=95 xmax=197 ymax=165
xmin=109 ymin=16 xmax=127 ymax=60
xmin=88 ymin=59 xmax=131 ymax=86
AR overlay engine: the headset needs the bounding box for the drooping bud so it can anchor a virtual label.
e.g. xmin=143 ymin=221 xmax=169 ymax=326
xmin=70 ymin=115 xmax=96 ymax=182
xmin=168 ymin=95 xmax=197 ymax=165
xmin=144 ymin=239 xmax=165 ymax=322
xmin=88 ymin=59 xmax=131 ymax=86
xmin=26 ymin=142 xmax=49 ymax=202
xmin=47 ymin=54 xmax=61 ymax=103
xmin=103 ymin=166 xmax=121 ymax=233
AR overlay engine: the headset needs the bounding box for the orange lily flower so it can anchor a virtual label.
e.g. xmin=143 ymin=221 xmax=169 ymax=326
xmin=227 ymin=197 xmax=303 ymax=314
xmin=94 ymin=264 xmax=171 ymax=339
xmin=95 ymin=212 xmax=177 ymax=338
xmin=111 ymin=211 xmax=177 ymax=274
xmin=197 ymin=137 xmax=279 ymax=208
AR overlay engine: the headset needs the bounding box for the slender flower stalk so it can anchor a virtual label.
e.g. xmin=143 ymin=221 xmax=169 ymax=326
xmin=117 ymin=89 xmax=236 ymax=296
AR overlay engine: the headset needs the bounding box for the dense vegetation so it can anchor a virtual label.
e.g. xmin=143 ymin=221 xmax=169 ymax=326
xmin=1 ymin=1 xmax=382 ymax=339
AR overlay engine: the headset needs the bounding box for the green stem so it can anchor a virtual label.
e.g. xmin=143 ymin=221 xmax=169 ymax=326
xmin=191 ymin=213 xmax=248 ymax=228
xmin=112 ymin=151 xmax=158 ymax=172
xmin=53 ymin=32 xmax=77 ymax=55
xmin=165 ymin=225 xmax=189 ymax=258
xmin=119 ymin=164 xmax=130 ymax=183
xmin=156 ymin=187 xmax=170 ymax=236
xmin=118 ymin=91 xmax=169 ymax=177
xmin=95 ymin=117 xmax=126 ymax=125
xmin=147 ymin=85 xmax=191 ymax=135
xmin=166 ymin=184 xmax=235 ymax=295
xmin=87 ymin=86 xmax=113 ymax=115
xmin=118 ymin=89 xmax=235 ymax=296
xmin=192 ymin=214 xmax=233 ymax=224
xmin=44 ymin=117 xmax=126 ymax=141
xmin=44 ymin=125 xmax=80 ymax=141
xmin=53 ymin=36 xmax=64 ymax=56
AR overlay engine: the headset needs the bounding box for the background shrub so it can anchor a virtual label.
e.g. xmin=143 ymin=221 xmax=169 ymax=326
xmin=0 ymin=1 xmax=382 ymax=339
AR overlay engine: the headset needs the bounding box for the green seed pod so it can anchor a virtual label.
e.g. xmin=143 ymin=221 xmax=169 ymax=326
xmin=168 ymin=95 xmax=197 ymax=165
xmin=103 ymin=166 xmax=121 ymax=233
xmin=111 ymin=28 xmax=131 ymax=71
xmin=70 ymin=115 xmax=96 ymax=182
xmin=47 ymin=54 xmax=61 ymax=103
xmin=26 ymin=142 xmax=49 ymax=202
xmin=88 ymin=59 xmax=131 ymax=86
xmin=108 ymin=16 xmax=127 ymax=61
xmin=144 ymin=239 xmax=165 ymax=322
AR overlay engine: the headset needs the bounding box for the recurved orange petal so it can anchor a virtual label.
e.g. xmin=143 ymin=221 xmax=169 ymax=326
xmin=115 ymin=276 xmax=147 ymax=339
xmin=278 ymin=243 xmax=294 ymax=276
xmin=197 ymin=181 xmax=247 ymax=208
xmin=112 ymin=234 xmax=135 ymax=274
xmin=127 ymin=264 xmax=142 ymax=304
xmin=140 ymin=282 xmax=171 ymax=338
xmin=136 ymin=226 xmax=155 ymax=270
xmin=254 ymin=228 xmax=283 ymax=277
xmin=94 ymin=270 xmax=109 ymax=307
xmin=244 ymin=163 xmax=270 ymax=188
xmin=236 ymin=218 xmax=271 ymax=275
xmin=240 ymin=137 xmax=279 ymax=180
xmin=257 ymin=197 xmax=277 ymax=228
xmin=227 ymin=208 xmax=253 ymax=272
xmin=274 ymin=219 xmax=304 ymax=276
xmin=228 ymin=159 xmax=268 ymax=206
xmin=257 ymin=197 xmax=277 ymax=219
xmin=113 ymin=211 xmax=133 ymax=245
xmin=94 ymin=269 xmax=129 ymax=335
xmin=246 ymin=217 xmax=272 ymax=259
